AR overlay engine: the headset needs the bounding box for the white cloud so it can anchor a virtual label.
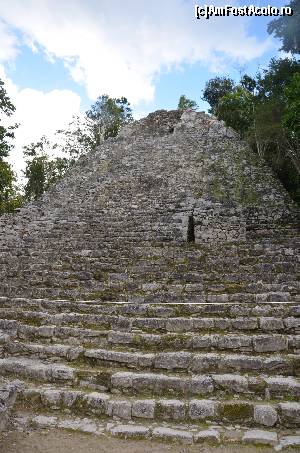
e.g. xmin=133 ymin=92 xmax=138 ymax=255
xmin=0 ymin=66 xmax=81 ymax=176
xmin=0 ymin=19 xmax=19 ymax=62
xmin=0 ymin=0 xmax=273 ymax=105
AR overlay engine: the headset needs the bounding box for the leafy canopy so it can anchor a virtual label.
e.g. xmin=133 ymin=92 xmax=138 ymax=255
xmin=23 ymin=136 xmax=70 ymax=201
xmin=177 ymin=95 xmax=198 ymax=110
xmin=202 ymin=77 xmax=235 ymax=114
xmin=86 ymin=95 xmax=133 ymax=143
xmin=268 ymin=0 xmax=300 ymax=54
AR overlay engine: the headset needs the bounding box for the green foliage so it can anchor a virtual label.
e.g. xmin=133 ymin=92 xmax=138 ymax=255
xmin=267 ymin=0 xmax=300 ymax=54
xmin=23 ymin=136 xmax=70 ymax=201
xmin=202 ymin=76 xmax=235 ymax=113
xmin=177 ymin=95 xmax=198 ymax=110
xmin=0 ymin=78 xmax=18 ymax=158
xmin=56 ymin=115 xmax=96 ymax=160
xmin=202 ymin=58 xmax=300 ymax=203
xmin=0 ymin=78 xmax=22 ymax=215
xmin=255 ymin=57 xmax=300 ymax=99
xmin=22 ymin=95 xmax=134 ymax=200
xmin=240 ymin=75 xmax=256 ymax=94
xmin=283 ymin=72 xmax=300 ymax=139
xmin=86 ymin=95 xmax=133 ymax=143
xmin=216 ymin=87 xmax=253 ymax=138
xmin=0 ymin=160 xmax=23 ymax=214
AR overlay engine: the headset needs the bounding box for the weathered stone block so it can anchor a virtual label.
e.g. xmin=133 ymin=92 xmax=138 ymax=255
xmin=253 ymin=335 xmax=287 ymax=352
xmin=278 ymin=402 xmax=300 ymax=427
xmin=156 ymin=399 xmax=186 ymax=420
xmin=152 ymin=426 xmax=193 ymax=443
xmin=110 ymin=424 xmax=149 ymax=438
xmin=254 ymin=404 xmax=277 ymax=427
xmin=194 ymin=429 xmax=220 ymax=444
xmin=188 ymin=399 xmax=216 ymax=420
xmin=242 ymin=429 xmax=277 ymax=446
xmin=212 ymin=374 xmax=248 ymax=393
xmin=260 ymin=317 xmax=284 ymax=331
xmin=108 ymin=400 xmax=132 ymax=420
xmin=132 ymin=400 xmax=155 ymax=419
xmin=154 ymin=352 xmax=191 ymax=370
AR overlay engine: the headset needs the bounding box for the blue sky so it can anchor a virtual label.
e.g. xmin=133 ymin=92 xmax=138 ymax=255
xmin=0 ymin=0 xmax=290 ymax=171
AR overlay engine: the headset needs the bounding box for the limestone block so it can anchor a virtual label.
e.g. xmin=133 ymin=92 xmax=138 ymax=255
xmin=253 ymin=335 xmax=287 ymax=352
xmin=166 ymin=318 xmax=193 ymax=332
xmin=84 ymin=392 xmax=110 ymax=415
xmin=132 ymin=400 xmax=155 ymax=419
xmin=110 ymin=424 xmax=149 ymax=438
xmin=218 ymin=335 xmax=252 ymax=350
xmin=152 ymin=426 xmax=193 ymax=443
xmin=108 ymin=400 xmax=132 ymax=420
xmin=279 ymin=435 xmax=300 ymax=449
xmin=154 ymin=352 xmax=191 ymax=370
xmin=254 ymin=405 xmax=277 ymax=427
xmin=189 ymin=399 xmax=216 ymax=420
xmin=192 ymin=318 xmax=214 ymax=330
xmin=260 ymin=318 xmax=284 ymax=331
xmin=41 ymin=389 xmax=61 ymax=409
xmin=57 ymin=417 xmax=98 ymax=433
xmin=111 ymin=372 xmax=133 ymax=389
xmin=243 ymin=429 xmax=277 ymax=446
xmin=212 ymin=374 xmax=248 ymax=393
xmin=232 ymin=318 xmax=258 ymax=330
xmin=278 ymin=402 xmax=300 ymax=427
xmin=156 ymin=399 xmax=186 ymax=420
xmin=189 ymin=376 xmax=214 ymax=395
xmin=194 ymin=429 xmax=220 ymax=443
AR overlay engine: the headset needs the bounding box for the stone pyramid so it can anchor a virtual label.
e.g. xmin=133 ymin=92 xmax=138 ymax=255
xmin=0 ymin=110 xmax=299 ymax=449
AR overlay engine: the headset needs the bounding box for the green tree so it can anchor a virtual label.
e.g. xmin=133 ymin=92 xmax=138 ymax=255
xmin=177 ymin=95 xmax=198 ymax=110
xmin=86 ymin=95 xmax=133 ymax=143
xmin=202 ymin=76 xmax=235 ymax=113
xmin=0 ymin=78 xmax=22 ymax=214
xmin=0 ymin=79 xmax=16 ymax=158
xmin=24 ymin=136 xmax=70 ymax=201
xmin=283 ymin=72 xmax=300 ymax=140
xmin=267 ymin=0 xmax=300 ymax=54
xmin=240 ymin=74 xmax=257 ymax=94
xmin=0 ymin=160 xmax=23 ymax=214
xmin=216 ymin=87 xmax=254 ymax=138
xmin=56 ymin=115 xmax=96 ymax=160
xmin=255 ymin=58 xmax=300 ymax=100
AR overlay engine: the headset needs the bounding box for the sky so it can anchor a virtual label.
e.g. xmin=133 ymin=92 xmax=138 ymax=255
xmin=0 ymin=0 xmax=290 ymax=176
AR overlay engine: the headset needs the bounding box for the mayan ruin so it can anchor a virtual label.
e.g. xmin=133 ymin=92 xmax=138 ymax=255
xmin=0 ymin=109 xmax=299 ymax=450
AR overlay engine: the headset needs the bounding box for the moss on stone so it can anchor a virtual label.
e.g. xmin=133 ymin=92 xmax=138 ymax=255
xmin=219 ymin=401 xmax=253 ymax=422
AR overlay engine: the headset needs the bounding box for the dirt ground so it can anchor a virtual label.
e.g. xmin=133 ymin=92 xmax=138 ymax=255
xmin=0 ymin=429 xmax=284 ymax=453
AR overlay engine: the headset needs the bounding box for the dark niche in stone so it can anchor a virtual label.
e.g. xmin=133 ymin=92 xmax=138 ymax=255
xmin=187 ymin=213 xmax=195 ymax=243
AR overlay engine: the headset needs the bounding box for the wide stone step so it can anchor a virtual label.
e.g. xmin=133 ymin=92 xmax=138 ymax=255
xmin=1 ymin=280 xmax=298 ymax=302
xmin=4 ymin=340 xmax=300 ymax=376
xmin=109 ymin=370 xmax=300 ymax=400
xmin=1 ymin=356 xmax=300 ymax=401
xmin=1 ymin=308 xmax=300 ymax=334
xmin=0 ymin=357 xmax=75 ymax=383
xmin=13 ymin=382 xmax=300 ymax=429
xmin=1 ymin=319 xmax=300 ymax=354
xmin=1 ymin=297 xmax=299 ymax=318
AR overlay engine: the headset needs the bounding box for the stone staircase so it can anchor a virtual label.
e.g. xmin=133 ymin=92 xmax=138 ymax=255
xmin=0 ymin=110 xmax=299 ymax=448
